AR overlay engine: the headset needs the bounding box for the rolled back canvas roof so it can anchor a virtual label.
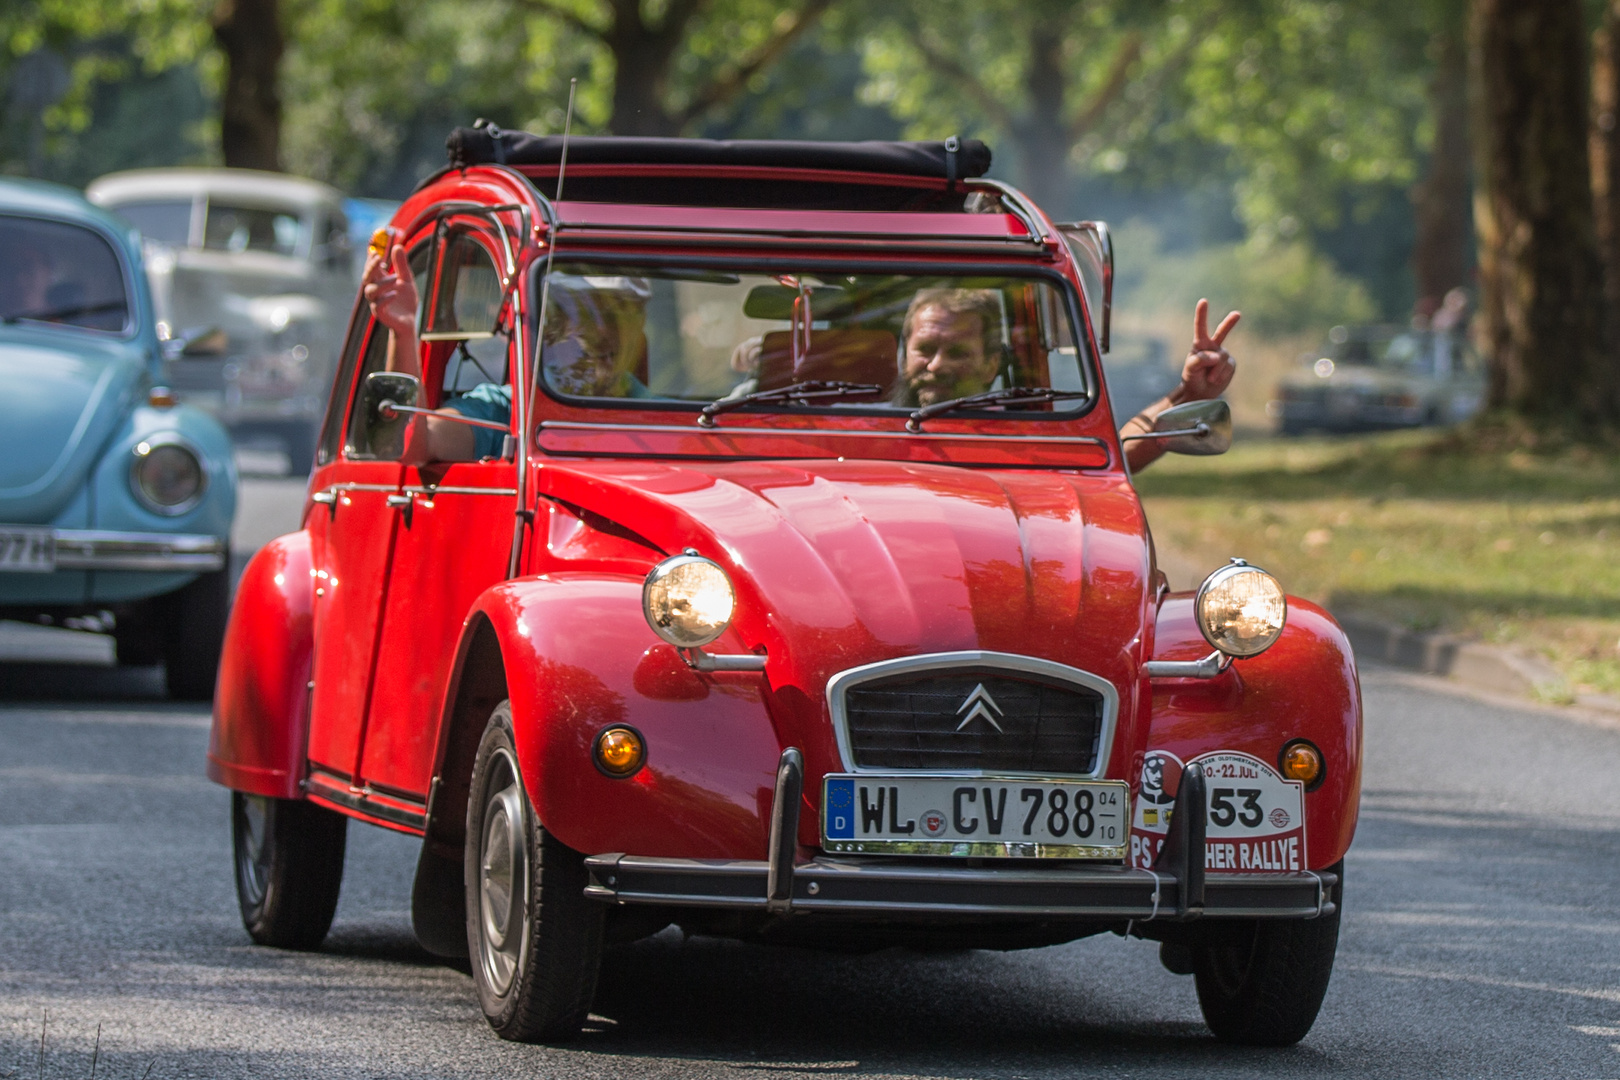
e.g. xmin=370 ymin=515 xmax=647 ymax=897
xmin=445 ymin=127 xmax=993 ymax=182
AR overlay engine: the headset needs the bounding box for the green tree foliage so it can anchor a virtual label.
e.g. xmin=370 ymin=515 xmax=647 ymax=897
xmin=0 ymin=0 xmax=214 ymax=180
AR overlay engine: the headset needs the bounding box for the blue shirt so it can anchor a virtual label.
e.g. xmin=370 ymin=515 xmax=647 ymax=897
xmin=446 ymin=382 xmax=511 ymax=460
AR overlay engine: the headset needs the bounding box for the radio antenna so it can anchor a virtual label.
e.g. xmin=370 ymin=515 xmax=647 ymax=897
xmin=530 ymin=77 xmax=576 ymax=417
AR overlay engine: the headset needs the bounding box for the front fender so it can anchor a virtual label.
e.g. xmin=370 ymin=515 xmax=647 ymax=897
xmin=1138 ymin=594 xmax=1362 ymax=870
xmin=207 ymin=531 xmax=313 ymax=797
xmin=470 ymin=573 xmax=784 ymax=861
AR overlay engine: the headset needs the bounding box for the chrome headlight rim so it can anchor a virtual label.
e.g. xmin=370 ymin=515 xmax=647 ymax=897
xmin=641 ymin=552 xmax=737 ymax=649
xmin=128 ymin=434 xmax=208 ymax=516
xmin=1194 ymin=559 xmax=1288 ymax=658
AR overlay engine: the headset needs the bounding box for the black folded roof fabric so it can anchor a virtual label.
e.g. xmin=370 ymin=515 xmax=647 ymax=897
xmin=445 ymin=127 xmax=992 ymax=181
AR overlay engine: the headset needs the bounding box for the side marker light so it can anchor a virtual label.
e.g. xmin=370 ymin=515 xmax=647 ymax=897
xmin=1279 ymin=740 xmax=1323 ymax=788
xmin=594 ymin=726 xmax=646 ymax=777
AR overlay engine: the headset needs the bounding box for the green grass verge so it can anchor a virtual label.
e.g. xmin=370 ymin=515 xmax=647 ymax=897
xmin=1134 ymin=426 xmax=1620 ymax=696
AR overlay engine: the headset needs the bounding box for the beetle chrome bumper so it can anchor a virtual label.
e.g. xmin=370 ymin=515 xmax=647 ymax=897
xmin=583 ymin=854 xmax=1336 ymax=920
xmin=53 ymin=529 xmax=226 ymax=572
xmin=585 ymin=749 xmax=1335 ymax=922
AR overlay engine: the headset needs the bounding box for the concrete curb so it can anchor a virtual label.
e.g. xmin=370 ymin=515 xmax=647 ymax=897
xmin=1333 ymin=613 xmax=1564 ymax=699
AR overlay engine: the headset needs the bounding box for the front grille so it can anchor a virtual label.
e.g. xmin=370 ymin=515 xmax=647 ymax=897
xmin=841 ymin=669 xmax=1105 ymax=774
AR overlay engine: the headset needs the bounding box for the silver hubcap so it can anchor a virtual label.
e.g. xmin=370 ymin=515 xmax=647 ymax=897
xmin=478 ymin=753 xmax=528 ymax=997
xmin=236 ymin=795 xmax=271 ymax=908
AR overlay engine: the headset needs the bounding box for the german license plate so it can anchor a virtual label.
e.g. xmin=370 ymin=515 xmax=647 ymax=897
xmin=0 ymin=527 xmax=54 ymax=573
xmin=822 ymin=775 xmax=1129 ymax=858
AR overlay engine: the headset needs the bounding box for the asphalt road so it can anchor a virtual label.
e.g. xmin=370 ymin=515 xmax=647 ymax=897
xmin=2 ymin=481 xmax=1619 ymax=1078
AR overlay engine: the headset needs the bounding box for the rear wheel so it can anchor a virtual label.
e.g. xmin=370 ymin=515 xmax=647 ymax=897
xmin=1192 ymin=900 xmax=1341 ymax=1046
xmin=465 ymin=702 xmax=603 ymax=1042
xmin=162 ymin=565 xmax=231 ymax=701
xmin=232 ymin=792 xmax=347 ymax=949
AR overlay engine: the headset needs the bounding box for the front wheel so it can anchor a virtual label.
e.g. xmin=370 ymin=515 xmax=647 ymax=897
xmin=465 ymin=702 xmax=603 ymax=1043
xmin=1192 ymin=892 xmax=1341 ymax=1046
xmin=232 ymin=792 xmax=347 ymax=949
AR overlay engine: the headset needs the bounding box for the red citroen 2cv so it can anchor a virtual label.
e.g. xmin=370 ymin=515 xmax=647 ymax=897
xmin=208 ymin=129 xmax=1361 ymax=1047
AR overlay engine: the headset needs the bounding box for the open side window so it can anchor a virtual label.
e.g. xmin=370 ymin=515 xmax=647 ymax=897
xmin=1056 ymin=221 xmax=1113 ymax=354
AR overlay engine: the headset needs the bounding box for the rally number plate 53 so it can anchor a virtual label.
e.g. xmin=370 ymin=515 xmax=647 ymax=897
xmin=822 ymin=775 xmax=1130 ymax=859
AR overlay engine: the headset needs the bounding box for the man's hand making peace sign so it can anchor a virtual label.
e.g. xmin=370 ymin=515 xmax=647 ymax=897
xmin=1121 ymin=298 xmax=1241 ymax=472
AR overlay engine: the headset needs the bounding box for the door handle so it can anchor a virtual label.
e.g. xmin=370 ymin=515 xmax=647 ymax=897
xmin=386 ymin=491 xmax=413 ymax=525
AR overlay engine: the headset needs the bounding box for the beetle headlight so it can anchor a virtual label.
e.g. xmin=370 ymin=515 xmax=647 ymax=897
xmin=1195 ymin=561 xmax=1287 ymax=658
xmin=130 ymin=439 xmax=206 ymax=514
xmin=642 ymin=553 xmax=736 ymax=648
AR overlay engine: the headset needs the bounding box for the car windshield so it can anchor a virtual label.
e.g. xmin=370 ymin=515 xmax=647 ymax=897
xmin=204 ymin=202 xmax=305 ymax=257
xmin=534 ymin=263 xmax=1089 ymax=415
xmin=0 ymin=215 xmax=129 ymax=333
xmin=109 ymin=199 xmax=193 ymax=245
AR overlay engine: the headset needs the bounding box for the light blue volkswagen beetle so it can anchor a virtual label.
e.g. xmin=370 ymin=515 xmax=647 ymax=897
xmin=0 ymin=178 xmax=235 ymax=699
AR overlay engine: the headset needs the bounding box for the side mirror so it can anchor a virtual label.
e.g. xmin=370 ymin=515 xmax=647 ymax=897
xmin=1056 ymin=222 xmax=1113 ymax=353
xmin=1153 ymin=398 xmax=1232 ymax=456
xmin=160 ymin=326 xmax=228 ymax=361
xmin=360 ymin=371 xmax=422 ymax=459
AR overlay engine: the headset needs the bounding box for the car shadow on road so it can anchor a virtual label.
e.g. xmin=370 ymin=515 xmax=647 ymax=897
xmin=568 ymin=932 xmax=1325 ymax=1075
xmin=0 ymin=661 xmax=167 ymax=701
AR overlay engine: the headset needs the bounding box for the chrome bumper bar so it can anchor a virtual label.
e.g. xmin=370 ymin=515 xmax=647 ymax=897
xmin=584 ymin=854 xmax=1336 ymax=920
xmin=584 ymin=750 xmax=1335 ymax=922
xmin=52 ymin=529 xmax=226 ymax=572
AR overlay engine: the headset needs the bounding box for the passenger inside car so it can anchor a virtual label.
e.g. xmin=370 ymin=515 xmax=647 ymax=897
xmin=361 ymin=241 xmax=1239 ymax=469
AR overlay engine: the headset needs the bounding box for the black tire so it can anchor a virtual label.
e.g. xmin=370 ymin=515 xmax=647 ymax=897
xmin=232 ymin=792 xmax=347 ymax=949
xmin=162 ymin=564 xmax=231 ymax=701
xmin=464 ymin=702 xmax=603 ymax=1043
xmin=1192 ymin=897 xmax=1341 ymax=1046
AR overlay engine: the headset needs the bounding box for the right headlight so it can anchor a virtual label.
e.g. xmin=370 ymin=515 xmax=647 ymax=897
xmin=642 ymin=553 xmax=736 ymax=648
xmin=1195 ymin=560 xmax=1287 ymax=657
xmin=130 ymin=438 xmax=206 ymax=515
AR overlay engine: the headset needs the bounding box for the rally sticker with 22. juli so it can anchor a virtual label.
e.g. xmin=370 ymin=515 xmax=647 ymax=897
xmin=1129 ymin=750 xmax=1305 ymax=872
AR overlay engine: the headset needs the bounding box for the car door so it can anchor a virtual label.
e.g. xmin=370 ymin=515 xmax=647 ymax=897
xmin=358 ymin=226 xmax=520 ymax=798
xmin=303 ymin=312 xmax=407 ymax=787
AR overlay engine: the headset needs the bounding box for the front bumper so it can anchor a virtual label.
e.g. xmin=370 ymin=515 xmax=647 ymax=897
xmin=584 ymin=749 xmax=1336 ymax=923
xmin=584 ymin=855 xmax=1336 ymax=920
xmin=49 ymin=529 xmax=225 ymax=572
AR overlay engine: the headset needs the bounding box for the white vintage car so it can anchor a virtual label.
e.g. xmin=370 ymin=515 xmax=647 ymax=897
xmin=86 ymin=169 xmax=355 ymax=474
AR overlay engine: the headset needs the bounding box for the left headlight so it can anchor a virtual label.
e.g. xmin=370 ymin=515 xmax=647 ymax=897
xmin=642 ymin=553 xmax=736 ymax=648
xmin=130 ymin=439 xmax=206 ymax=514
xmin=1195 ymin=560 xmax=1287 ymax=658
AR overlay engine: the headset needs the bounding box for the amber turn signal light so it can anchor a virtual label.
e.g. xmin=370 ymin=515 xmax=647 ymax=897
xmin=594 ymin=726 xmax=645 ymax=777
xmin=1279 ymin=740 xmax=1323 ymax=788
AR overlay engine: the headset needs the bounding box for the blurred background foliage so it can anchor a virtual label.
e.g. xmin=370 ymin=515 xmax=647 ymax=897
xmin=0 ymin=0 xmax=1474 ymax=335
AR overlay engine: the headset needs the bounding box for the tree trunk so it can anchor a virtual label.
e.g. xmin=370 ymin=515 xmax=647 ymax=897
xmin=1591 ymin=0 xmax=1620 ymax=346
xmin=603 ymin=0 xmax=699 ymax=136
xmin=1410 ymin=20 xmax=1472 ymax=314
xmin=212 ymin=0 xmax=283 ymax=170
xmin=1470 ymin=0 xmax=1614 ymax=424
xmin=1012 ymin=20 xmax=1072 ymax=214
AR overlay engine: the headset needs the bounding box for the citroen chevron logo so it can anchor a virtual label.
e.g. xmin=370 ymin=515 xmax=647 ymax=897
xmin=955 ymin=684 xmax=1004 ymax=732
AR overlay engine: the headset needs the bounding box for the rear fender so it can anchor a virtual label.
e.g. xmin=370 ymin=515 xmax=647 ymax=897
xmin=1138 ymin=595 xmax=1362 ymax=870
xmin=207 ymin=532 xmax=313 ymax=798
xmin=452 ymin=573 xmax=784 ymax=861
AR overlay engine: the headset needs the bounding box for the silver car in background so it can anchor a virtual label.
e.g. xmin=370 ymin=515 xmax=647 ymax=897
xmin=1270 ymin=323 xmax=1486 ymax=435
xmin=86 ymin=169 xmax=354 ymax=474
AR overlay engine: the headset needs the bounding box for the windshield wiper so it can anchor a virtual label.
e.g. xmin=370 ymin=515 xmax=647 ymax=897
xmin=698 ymin=380 xmax=884 ymax=427
xmin=906 ymin=386 xmax=1091 ymax=432
xmin=1 ymin=300 xmax=126 ymax=326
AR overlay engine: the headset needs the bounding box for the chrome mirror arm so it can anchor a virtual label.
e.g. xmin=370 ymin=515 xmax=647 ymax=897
xmin=377 ymin=400 xmax=510 ymax=433
xmin=1120 ymin=422 xmax=1210 ymax=443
